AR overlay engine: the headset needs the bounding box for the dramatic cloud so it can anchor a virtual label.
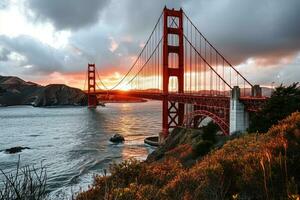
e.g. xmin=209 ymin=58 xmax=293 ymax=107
xmin=26 ymin=0 xmax=110 ymax=30
xmin=108 ymin=0 xmax=184 ymax=38
xmin=185 ymin=0 xmax=300 ymax=65
xmin=0 ymin=47 xmax=10 ymax=61
xmin=0 ymin=35 xmax=63 ymax=74
xmin=237 ymin=54 xmax=300 ymax=86
xmin=0 ymin=0 xmax=299 ymax=87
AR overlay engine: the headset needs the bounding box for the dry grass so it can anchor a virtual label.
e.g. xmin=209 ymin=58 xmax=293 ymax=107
xmin=0 ymin=156 xmax=47 ymax=200
xmin=76 ymin=112 xmax=300 ymax=200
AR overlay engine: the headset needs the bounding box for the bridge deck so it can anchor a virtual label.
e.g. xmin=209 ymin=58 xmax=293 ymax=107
xmin=89 ymin=91 xmax=267 ymax=112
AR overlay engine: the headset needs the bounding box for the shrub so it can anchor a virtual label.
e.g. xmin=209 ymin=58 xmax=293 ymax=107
xmin=249 ymin=82 xmax=300 ymax=133
xmin=138 ymin=158 xmax=183 ymax=187
xmin=192 ymin=140 xmax=213 ymax=157
xmin=109 ymin=159 xmax=142 ymax=187
xmin=0 ymin=157 xmax=47 ymax=200
xmin=201 ymin=121 xmax=218 ymax=143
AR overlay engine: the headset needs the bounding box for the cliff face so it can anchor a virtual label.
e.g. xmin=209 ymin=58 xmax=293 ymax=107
xmin=0 ymin=75 xmax=87 ymax=106
xmin=33 ymin=84 xmax=87 ymax=106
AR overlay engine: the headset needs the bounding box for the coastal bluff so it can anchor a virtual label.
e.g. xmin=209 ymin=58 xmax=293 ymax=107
xmin=0 ymin=75 xmax=87 ymax=107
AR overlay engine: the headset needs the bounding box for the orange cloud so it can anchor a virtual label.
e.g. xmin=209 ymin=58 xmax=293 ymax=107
xmin=34 ymin=68 xmax=131 ymax=91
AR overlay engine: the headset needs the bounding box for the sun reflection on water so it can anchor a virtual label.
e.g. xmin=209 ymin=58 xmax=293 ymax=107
xmin=121 ymin=145 xmax=149 ymax=160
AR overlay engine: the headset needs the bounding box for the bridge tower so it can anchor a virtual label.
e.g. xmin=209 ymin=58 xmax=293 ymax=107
xmin=87 ymin=63 xmax=97 ymax=108
xmin=161 ymin=7 xmax=185 ymax=141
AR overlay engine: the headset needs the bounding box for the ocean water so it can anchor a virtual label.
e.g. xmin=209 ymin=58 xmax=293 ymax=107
xmin=0 ymin=101 xmax=161 ymax=199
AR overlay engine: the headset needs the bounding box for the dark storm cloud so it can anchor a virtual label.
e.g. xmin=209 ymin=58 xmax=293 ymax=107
xmin=0 ymin=47 xmax=10 ymax=61
xmin=26 ymin=0 xmax=110 ymax=30
xmin=0 ymin=35 xmax=63 ymax=74
xmin=184 ymin=0 xmax=300 ymax=65
xmin=121 ymin=0 xmax=184 ymax=38
xmin=90 ymin=0 xmax=188 ymax=73
xmin=99 ymin=0 xmax=300 ymax=67
xmin=101 ymin=0 xmax=186 ymax=41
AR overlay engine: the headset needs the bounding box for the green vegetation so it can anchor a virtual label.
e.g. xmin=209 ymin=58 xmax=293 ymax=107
xmin=249 ymin=82 xmax=300 ymax=133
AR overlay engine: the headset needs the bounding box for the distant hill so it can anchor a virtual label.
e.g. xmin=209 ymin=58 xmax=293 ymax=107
xmin=0 ymin=75 xmax=87 ymax=107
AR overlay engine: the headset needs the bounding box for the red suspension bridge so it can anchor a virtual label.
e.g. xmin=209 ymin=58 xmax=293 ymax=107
xmin=84 ymin=7 xmax=267 ymax=141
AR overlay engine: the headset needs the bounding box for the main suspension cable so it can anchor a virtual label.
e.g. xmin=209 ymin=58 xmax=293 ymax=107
xmin=183 ymin=11 xmax=253 ymax=87
xmin=98 ymin=11 xmax=164 ymax=90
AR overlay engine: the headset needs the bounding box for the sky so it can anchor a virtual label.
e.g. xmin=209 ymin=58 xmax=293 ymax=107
xmin=0 ymin=0 xmax=299 ymax=89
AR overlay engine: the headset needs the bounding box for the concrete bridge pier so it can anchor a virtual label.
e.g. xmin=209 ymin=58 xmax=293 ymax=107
xmin=229 ymin=85 xmax=262 ymax=135
xmin=230 ymin=86 xmax=249 ymax=135
xmin=252 ymin=84 xmax=262 ymax=97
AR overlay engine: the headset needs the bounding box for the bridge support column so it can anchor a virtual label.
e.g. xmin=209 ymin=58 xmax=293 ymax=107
xmin=252 ymin=84 xmax=262 ymax=97
xmin=160 ymin=7 xmax=184 ymax=144
xmin=230 ymin=86 xmax=249 ymax=134
xmin=87 ymin=63 xmax=97 ymax=108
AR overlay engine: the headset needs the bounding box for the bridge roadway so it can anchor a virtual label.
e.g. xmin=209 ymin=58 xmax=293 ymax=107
xmin=90 ymin=90 xmax=267 ymax=112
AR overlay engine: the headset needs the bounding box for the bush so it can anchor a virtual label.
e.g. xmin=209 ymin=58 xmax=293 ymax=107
xmin=109 ymin=159 xmax=142 ymax=187
xmin=201 ymin=121 xmax=218 ymax=143
xmin=0 ymin=157 xmax=47 ymax=200
xmin=249 ymin=82 xmax=300 ymax=133
xmin=192 ymin=140 xmax=213 ymax=157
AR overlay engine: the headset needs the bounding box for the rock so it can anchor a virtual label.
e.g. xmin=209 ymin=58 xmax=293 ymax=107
xmin=99 ymin=102 xmax=106 ymax=107
xmin=110 ymin=134 xmax=125 ymax=143
xmin=147 ymin=127 xmax=204 ymax=164
xmin=4 ymin=146 xmax=30 ymax=154
xmin=146 ymin=124 xmax=229 ymax=167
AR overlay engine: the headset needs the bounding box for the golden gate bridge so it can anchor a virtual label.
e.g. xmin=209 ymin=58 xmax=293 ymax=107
xmin=84 ymin=7 xmax=267 ymax=141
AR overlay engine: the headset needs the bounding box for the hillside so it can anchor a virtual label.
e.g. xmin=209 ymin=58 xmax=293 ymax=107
xmin=76 ymin=112 xmax=300 ymax=200
xmin=0 ymin=75 xmax=87 ymax=106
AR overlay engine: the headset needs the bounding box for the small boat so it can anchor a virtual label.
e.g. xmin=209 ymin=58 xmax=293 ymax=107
xmin=144 ymin=136 xmax=159 ymax=147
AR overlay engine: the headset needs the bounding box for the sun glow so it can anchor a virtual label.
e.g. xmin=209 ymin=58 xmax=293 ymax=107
xmin=119 ymin=84 xmax=131 ymax=91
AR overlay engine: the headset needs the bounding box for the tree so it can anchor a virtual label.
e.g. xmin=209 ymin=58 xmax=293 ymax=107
xmin=249 ymin=82 xmax=300 ymax=133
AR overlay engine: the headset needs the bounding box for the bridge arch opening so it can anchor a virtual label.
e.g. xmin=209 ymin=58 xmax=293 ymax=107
xmin=183 ymin=109 xmax=229 ymax=135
